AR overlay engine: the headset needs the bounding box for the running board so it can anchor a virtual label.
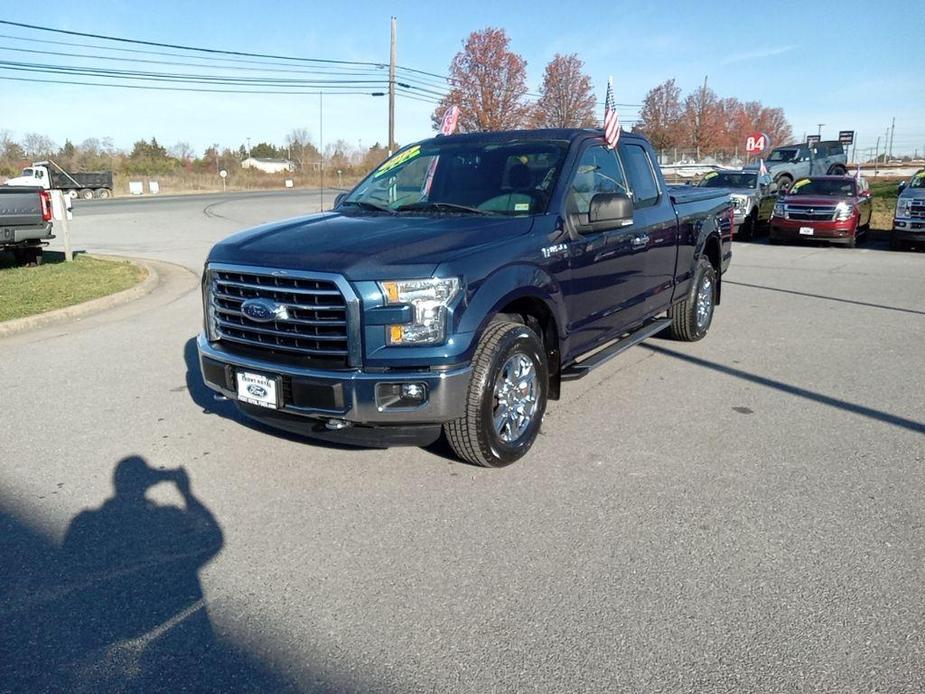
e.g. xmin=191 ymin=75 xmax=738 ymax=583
xmin=560 ymin=318 xmax=671 ymax=381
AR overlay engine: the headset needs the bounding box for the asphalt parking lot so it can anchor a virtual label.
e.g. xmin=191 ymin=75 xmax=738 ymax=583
xmin=2 ymin=191 xmax=923 ymax=693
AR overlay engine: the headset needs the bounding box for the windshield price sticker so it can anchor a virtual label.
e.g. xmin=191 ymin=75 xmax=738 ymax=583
xmin=375 ymin=145 xmax=422 ymax=178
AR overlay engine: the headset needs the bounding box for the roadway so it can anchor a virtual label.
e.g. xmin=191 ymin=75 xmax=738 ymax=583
xmin=1 ymin=192 xmax=923 ymax=692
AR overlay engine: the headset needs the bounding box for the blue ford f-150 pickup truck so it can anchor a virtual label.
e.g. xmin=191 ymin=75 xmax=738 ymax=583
xmin=198 ymin=128 xmax=732 ymax=466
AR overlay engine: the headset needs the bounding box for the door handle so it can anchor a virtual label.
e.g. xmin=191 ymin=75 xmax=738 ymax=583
xmin=632 ymin=234 xmax=649 ymax=247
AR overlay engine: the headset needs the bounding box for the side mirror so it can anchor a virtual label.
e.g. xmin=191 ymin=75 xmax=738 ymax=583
xmin=583 ymin=192 xmax=633 ymax=231
xmin=334 ymin=192 xmax=347 ymax=207
xmin=897 ymin=181 xmax=907 ymax=194
xmin=860 ymin=189 xmax=872 ymax=198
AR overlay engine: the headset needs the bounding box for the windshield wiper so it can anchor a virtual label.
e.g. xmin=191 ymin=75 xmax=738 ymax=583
xmin=340 ymin=200 xmax=396 ymax=214
xmin=395 ymin=201 xmax=494 ymax=215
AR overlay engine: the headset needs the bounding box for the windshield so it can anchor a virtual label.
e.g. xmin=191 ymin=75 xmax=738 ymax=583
xmin=909 ymin=172 xmax=925 ymax=189
xmin=789 ymin=179 xmax=856 ymax=197
xmin=768 ymin=149 xmax=798 ymax=162
xmin=344 ymin=139 xmax=570 ymax=215
xmin=21 ymin=168 xmax=33 ymax=177
xmin=699 ymin=172 xmax=757 ymax=189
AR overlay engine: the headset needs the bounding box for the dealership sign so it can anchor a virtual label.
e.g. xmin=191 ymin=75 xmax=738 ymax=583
xmin=745 ymin=132 xmax=770 ymax=156
xmin=838 ymin=130 xmax=855 ymax=145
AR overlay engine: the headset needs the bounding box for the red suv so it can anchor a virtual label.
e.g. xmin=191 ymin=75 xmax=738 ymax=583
xmin=769 ymin=176 xmax=872 ymax=248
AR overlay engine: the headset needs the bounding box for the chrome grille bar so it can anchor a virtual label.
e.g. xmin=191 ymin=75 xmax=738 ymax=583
xmin=207 ymin=263 xmax=361 ymax=367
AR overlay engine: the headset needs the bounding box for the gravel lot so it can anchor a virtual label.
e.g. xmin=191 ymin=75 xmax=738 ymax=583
xmin=1 ymin=191 xmax=923 ymax=693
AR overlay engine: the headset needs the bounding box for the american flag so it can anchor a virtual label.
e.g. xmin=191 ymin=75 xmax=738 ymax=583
xmin=603 ymin=77 xmax=620 ymax=149
xmin=855 ymin=162 xmax=862 ymax=181
xmin=758 ymin=158 xmax=768 ymax=176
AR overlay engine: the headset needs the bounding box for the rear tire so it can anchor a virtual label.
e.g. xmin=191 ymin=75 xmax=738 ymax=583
xmin=444 ymin=321 xmax=548 ymax=468
xmin=829 ymin=165 xmax=847 ymax=176
xmin=667 ymin=256 xmax=716 ymax=342
xmin=776 ymin=175 xmax=793 ymax=192
xmin=80 ymin=189 xmax=94 ymax=200
xmin=95 ymin=188 xmax=112 ymax=199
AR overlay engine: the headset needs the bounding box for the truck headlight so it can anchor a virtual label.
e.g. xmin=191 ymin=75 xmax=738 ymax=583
xmin=834 ymin=202 xmax=854 ymax=221
xmin=202 ymin=268 xmax=220 ymax=341
xmin=896 ymin=199 xmax=911 ymax=218
xmin=773 ymin=201 xmax=786 ymax=218
xmin=379 ymin=277 xmax=461 ymax=345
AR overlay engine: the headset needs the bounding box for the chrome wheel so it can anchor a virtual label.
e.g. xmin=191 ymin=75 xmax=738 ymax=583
xmin=492 ymin=353 xmax=539 ymax=443
xmin=696 ymin=275 xmax=714 ymax=330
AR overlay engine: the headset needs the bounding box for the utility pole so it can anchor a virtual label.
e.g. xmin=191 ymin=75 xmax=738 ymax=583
xmin=388 ymin=16 xmax=397 ymax=156
xmin=817 ymin=123 xmax=825 ymax=138
xmin=874 ymin=136 xmax=880 ymax=171
xmin=888 ymin=117 xmax=895 ymax=159
xmin=319 ymin=91 xmax=324 ymax=211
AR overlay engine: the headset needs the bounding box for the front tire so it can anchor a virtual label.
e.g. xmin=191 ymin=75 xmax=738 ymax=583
xmin=667 ymin=256 xmax=716 ymax=342
xmin=445 ymin=321 xmax=548 ymax=467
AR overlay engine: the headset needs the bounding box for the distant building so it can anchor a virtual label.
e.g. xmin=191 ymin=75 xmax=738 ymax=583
xmin=241 ymin=157 xmax=294 ymax=174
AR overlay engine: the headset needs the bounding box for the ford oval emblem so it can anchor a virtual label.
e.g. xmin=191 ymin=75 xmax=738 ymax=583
xmin=241 ymin=298 xmax=287 ymax=323
xmin=247 ymin=384 xmax=268 ymax=398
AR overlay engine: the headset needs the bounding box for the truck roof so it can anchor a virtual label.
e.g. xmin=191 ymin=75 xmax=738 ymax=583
xmin=417 ymin=128 xmax=629 ymax=147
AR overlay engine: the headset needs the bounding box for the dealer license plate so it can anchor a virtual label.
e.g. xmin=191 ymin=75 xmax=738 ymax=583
xmin=799 ymin=227 xmax=814 ymax=236
xmin=236 ymin=371 xmax=278 ymax=409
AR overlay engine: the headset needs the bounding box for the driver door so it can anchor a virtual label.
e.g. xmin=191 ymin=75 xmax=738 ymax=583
xmin=562 ymin=144 xmax=648 ymax=355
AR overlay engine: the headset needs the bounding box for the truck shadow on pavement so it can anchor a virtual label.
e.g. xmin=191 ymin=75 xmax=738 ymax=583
xmin=0 ymin=456 xmax=312 ymax=692
xmin=643 ymin=343 xmax=925 ymax=435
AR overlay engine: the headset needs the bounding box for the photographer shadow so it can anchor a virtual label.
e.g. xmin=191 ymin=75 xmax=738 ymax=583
xmin=2 ymin=456 xmax=297 ymax=692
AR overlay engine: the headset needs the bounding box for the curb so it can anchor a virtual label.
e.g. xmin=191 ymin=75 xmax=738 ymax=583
xmin=0 ymin=255 xmax=159 ymax=338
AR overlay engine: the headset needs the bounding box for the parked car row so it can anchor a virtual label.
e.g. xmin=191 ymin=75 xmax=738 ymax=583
xmin=892 ymin=169 xmax=925 ymax=250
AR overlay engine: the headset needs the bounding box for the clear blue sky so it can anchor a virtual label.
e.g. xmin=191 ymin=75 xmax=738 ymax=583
xmin=1 ymin=1 xmax=922 ymax=158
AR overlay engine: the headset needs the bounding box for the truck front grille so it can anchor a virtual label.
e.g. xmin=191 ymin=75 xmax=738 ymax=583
xmin=910 ymin=200 xmax=925 ymax=220
xmin=785 ymin=204 xmax=837 ymax=221
xmin=209 ymin=266 xmax=353 ymax=368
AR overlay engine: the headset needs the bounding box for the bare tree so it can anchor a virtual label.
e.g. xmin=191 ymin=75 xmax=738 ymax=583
xmin=169 ymin=141 xmax=195 ymax=163
xmin=23 ymin=133 xmax=56 ymax=159
xmin=431 ymin=28 xmax=530 ymax=133
xmin=636 ymin=79 xmax=683 ymax=150
xmin=531 ymin=54 xmax=596 ymax=129
xmin=285 ymin=128 xmax=320 ymax=171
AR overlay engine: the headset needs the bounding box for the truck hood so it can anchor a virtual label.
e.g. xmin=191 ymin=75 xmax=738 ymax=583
xmin=207 ymin=211 xmax=535 ymax=280
xmin=899 ymin=188 xmax=925 ymax=201
xmin=3 ymin=177 xmax=36 ymax=187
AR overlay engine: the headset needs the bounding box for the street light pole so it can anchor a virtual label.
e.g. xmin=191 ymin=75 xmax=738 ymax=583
xmin=817 ymin=123 xmax=825 ymax=138
xmin=319 ymin=91 xmax=324 ymax=212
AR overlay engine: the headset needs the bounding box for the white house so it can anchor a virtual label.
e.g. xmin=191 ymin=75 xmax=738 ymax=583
xmin=241 ymin=157 xmax=294 ymax=174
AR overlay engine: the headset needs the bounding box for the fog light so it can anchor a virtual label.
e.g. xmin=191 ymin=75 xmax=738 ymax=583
xmin=376 ymin=382 xmax=428 ymax=409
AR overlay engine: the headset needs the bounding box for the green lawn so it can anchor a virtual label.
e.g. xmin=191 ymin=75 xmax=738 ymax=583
xmin=868 ymin=178 xmax=901 ymax=231
xmin=0 ymin=252 xmax=147 ymax=322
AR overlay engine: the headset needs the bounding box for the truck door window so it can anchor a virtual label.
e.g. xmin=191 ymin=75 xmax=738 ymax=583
xmin=620 ymin=143 xmax=659 ymax=208
xmin=34 ymin=170 xmax=44 ymax=179
xmin=565 ymin=145 xmax=627 ymax=216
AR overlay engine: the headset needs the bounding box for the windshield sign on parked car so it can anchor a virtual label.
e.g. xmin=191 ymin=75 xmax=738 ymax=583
xmin=344 ymin=139 xmax=570 ymax=216
xmin=909 ymin=171 xmax=925 ymax=189
xmin=789 ymin=179 xmax=856 ymax=197
xmin=699 ymin=172 xmax=757 ymax=189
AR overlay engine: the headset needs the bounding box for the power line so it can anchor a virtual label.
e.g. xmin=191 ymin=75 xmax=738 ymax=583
xmin=0 ymin=73 xmax=383 ymax=96
xmin=0 ymin=19 xmax=382 ymax=68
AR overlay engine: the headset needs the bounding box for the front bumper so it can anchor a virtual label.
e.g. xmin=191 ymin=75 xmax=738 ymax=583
xmin=770 ymin=216 xmax=857 ymax=242
xmin=892 ymin=219 xmax=925 ymax=241
xmin=196 ymin=333 xmax=471 ymax=426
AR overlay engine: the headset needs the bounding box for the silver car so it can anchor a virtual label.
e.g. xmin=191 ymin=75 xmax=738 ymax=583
xmin=762 ymin=141 xmax=848 ymax=191
xmin=892 ymin=169 xmax=925 ymax=250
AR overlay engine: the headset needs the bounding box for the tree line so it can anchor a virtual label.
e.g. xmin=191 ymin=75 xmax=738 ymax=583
xmin=432 ymin=27 xmax=792 ymax=158
xmin=0 ymin=129 xmax=390 ymax=179
xmin=636 ymin=78 xmax=793 ymax=156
